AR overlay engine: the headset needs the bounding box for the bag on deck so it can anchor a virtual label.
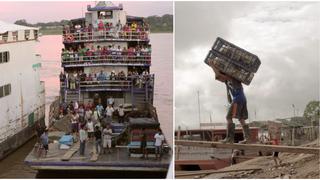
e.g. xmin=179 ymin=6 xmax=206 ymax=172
xmin=59 ymin=135 xmax=74 ymax=146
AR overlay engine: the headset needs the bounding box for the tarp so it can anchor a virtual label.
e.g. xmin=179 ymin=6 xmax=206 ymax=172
xmin=59 ymin=135 xmax=74 ymax=146
xmin=129 ymin=117 xmax=160 ymax=128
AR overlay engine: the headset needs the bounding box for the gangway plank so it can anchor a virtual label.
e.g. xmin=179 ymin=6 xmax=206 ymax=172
xmin=61 ymin=142 xmax=80 ymax=161
xmin=175 ymin=140 xmax=320 ymax=155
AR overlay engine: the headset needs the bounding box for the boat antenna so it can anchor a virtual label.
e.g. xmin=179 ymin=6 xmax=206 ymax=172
xmin=197 ymin=90 xmax=201 ymax=129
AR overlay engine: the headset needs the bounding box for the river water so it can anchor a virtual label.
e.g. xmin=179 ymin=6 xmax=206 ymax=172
xmin=0 ymin=33 xmax=173 ymax=178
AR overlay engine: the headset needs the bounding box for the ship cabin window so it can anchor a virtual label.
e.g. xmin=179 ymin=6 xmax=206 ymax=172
xmin=0 ymin=51 xmax=10 ymax=64
xmin=0 ymin=32 xmax=8 ymax=43
xmin=0 ymin=84 xmax=11 ymax=98
xmin=34 ymin=30 xmax=39 ymax=40
xmin=98 ymin=11 xmax=113 ymax=19
xmin=12 ymin=31 xmax=18 ymax=41
xmin=25 ymin=30 xmax=30 ymax=40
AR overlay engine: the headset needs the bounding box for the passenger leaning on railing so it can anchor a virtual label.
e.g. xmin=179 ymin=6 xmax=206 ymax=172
xmin=62 ymin=45 xmax=151 ymax=62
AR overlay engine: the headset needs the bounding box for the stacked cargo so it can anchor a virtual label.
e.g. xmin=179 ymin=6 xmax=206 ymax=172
xmin=205 ymin=37 xmax=261 ymax=85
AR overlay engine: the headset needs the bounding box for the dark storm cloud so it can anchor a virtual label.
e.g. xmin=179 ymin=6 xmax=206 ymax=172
xmin=175 ymin=2 xmax=320 ymax=129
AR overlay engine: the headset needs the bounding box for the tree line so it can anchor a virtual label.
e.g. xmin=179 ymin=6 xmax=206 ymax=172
xmin=14 ymin=14 xmax=173 ymax=34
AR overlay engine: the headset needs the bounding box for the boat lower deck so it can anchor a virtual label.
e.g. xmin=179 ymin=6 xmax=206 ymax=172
xmin=24 ymin=140 xmax=171 ymax=178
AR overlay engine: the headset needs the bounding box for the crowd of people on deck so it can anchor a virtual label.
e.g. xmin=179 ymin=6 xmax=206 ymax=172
xmin=60 ymin=70 xmax=152 ymax=90
xmin=56 ymin=99 xmax=165 ymax=159
xmin=61 ymin=44 xmax=151 ymax=61
xmin=34 ymin=98 xmax=165 ymax=159
xmin=63 ymin=20 xmax=149 ymax=41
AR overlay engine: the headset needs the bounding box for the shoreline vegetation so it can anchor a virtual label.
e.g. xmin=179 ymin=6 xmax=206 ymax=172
xmin=14 ymin=14 xmax=173 ymax=35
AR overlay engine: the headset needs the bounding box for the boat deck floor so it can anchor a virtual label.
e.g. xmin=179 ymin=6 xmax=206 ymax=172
xmin=25 ymin=141 xmax=171 ymax=172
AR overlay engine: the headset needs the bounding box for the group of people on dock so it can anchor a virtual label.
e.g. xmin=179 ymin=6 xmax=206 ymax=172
xmin=60 ymin=69 xmax=152 ymax=90
xmin=61 ymin=44 xmax=151 ymax=61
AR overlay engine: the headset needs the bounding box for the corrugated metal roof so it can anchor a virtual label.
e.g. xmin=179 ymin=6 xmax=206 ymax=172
xmin=0 ymin=20 xmax=38 ymax=34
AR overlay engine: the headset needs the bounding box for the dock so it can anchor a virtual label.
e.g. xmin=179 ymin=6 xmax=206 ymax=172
xmin=25 ymin=141 xmax=171 ymax=178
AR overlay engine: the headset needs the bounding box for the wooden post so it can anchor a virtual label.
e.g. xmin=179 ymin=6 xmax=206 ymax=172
xmin=176 ymin=126 xmax=181 ymax=160
xmin=292 ymin=127 xmax=295 ymax=146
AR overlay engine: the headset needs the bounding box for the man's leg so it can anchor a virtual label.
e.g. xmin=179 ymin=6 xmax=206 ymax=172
xmin=238 ymin=102 xmax=250 ymax=144
xmin=220 ymin=104 xmax=236 ymax=143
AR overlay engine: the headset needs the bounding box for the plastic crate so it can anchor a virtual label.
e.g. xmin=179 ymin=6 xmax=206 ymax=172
xmin=211 ymin=37 xmax=261 ymax=73
xmin=205 ymin=50 xmax=254 ymax=85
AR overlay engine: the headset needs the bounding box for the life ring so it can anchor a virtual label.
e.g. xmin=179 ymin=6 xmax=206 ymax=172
xmin=65 ymin=34 xmax=74 ymax=42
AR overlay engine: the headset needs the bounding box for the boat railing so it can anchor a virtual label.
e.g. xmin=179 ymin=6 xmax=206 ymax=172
xmin=61 ymin=54 xmax=151 ymax=66
xmin=63 ymin=30 xmax=149 ymax=43
xmin=61 ymin=80 xmax=131 ymax=90
xmin=61 ymin=74 xmax=154 ymax=91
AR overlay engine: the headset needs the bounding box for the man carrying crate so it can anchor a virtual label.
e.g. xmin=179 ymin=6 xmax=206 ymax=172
xmin=208 ymin=60 xmax=250 ymax=144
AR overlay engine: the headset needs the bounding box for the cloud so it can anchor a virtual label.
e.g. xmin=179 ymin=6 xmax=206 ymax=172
xmin=0 ymin=1 xmax=173 ymax=23
xmin=175 ymin=2 xmax=320 ymax=129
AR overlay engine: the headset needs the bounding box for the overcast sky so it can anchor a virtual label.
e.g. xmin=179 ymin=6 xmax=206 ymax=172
xmin=175 ymin=2 xmax=320 ymax=129
xmin=0 ymin=1 xmax=173 ymax=23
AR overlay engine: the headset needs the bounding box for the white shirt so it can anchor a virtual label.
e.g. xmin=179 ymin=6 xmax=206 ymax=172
xmin=79 ymin=129 xmax=87 ymax=142
xmin=105 ymin=107 xmax=114 ymax=116
xmin=107 ymin=98 xmax=114 ymax=105
xmin=154 ymin=133 xmax=165 ymax=146
xmin=103 ymin=128 xmax=113 ymax=140
xmin=118 ymin=107 xmax=124 ymax=117
xmin=71 ymin=114 xmax=79 ymax=124
xmin=85 ymin=110 xmax=92 ymax=120
xmin=87 ymin=121 xmax=94 ymax=132
xmin=74 ymin=101 xmax=79 ymax=110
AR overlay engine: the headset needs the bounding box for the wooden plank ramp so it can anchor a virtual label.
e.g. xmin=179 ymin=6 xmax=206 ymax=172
xmin=90 ymin=153 xmax=99 ymax=162
xmin=61 ymin=142 xmax=80 ymax=161
xmin=175 ymin=140 xmax=320 ymax=155
xmin=175 ymin=167 xmax=262 ymax=177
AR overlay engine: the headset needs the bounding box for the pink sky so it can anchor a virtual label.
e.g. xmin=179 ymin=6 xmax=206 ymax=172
xmin=0 ymin=1 xmax=173 ymax=23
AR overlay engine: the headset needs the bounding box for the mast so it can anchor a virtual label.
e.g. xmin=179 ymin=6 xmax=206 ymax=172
xmin=197 ymin=90 xmax=201 ymax=129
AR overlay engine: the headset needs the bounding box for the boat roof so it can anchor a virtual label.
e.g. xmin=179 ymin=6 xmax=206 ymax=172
xmin=0 ymin=20 xmax=38 ymax=34
xmin=129 ymin=117 xmax=160 ymax=128
xmin=87 ymin=1 xmax=123 ymax=11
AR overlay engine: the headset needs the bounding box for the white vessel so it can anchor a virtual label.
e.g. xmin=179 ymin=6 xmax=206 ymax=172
xmin=0 ymin=20 xmax=45 ymax=159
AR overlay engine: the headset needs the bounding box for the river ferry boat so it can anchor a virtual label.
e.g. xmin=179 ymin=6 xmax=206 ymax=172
xmin=24 ymin=2 xmax=171 ymax=178
xmin=0 ymin=21 xmax=45 ymax=160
